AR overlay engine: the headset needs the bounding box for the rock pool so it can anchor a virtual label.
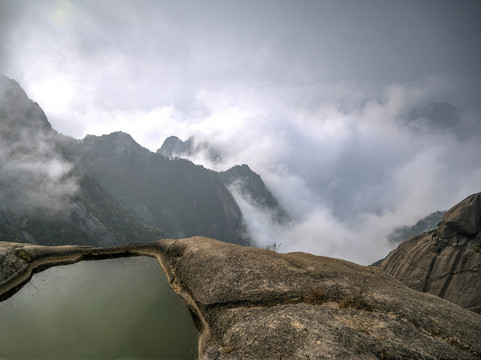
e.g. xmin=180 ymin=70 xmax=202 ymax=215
xmin=0 ymin=256 xmax=198 ymax=359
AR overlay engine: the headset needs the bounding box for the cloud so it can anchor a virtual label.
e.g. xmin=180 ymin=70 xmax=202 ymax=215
xmin=2 ymin=1 xmax=481 ymax=263
xmin=26 ymin=74 xmax=474 ymax=265
xmin=161 ymin=80 xmax=481 ymax=264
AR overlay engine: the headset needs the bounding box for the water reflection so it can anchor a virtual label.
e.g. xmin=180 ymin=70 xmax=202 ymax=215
xmin=0 ymin=256 xmax=198 ymax=359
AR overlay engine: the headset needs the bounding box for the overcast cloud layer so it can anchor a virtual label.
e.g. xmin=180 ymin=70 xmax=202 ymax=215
xmin=1 ymin=0 xmax=480 ymax=264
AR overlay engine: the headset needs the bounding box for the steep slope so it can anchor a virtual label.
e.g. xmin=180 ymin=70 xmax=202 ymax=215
xmin=77 ymin=133 xmax=249 ymax=245
xmin=0 ymin=186 xmax=163 ymax=247
xmin=218 ymin=164 xmax=289 ymax=224
xmin=380 ymin=192 xmax=481 ymax=313
xmin=0 ymin=75 xmax=163 ymax=246
xmin=1 ymin=75 xmax=252 ymax=246
xmin=158 ymin=135 xmax=290 ymax=226
xmin=0 ymin=75 xmax=53 ymax=134
xmin=0 ymin=75 xmax=72 ymax=211
xmin=67 ymin=175 xmax=164 ymax=245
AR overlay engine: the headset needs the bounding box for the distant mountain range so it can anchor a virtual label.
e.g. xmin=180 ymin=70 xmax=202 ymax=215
xmin=0 ymin=75 xmax=288 ymax=247
xmin=387 ymin=211 xmax=445 ymax=244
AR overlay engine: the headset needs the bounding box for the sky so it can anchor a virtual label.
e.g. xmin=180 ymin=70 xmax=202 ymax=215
xmin=1 ymin=0 xmax=481 ymax=264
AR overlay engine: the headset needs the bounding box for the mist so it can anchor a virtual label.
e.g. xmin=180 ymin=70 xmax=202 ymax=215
xmin=0 ymin=76 xmax=78 ymax=213
xmin=160 ymin=82 xmax=481 ymax=264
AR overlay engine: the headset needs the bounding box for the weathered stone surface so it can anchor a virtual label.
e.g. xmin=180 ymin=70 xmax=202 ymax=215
xmin=1 ymin=238 xmax=481 ymax=359
xmin=442 ymin=193 xmax=481 ymax=237
xmin=380 ymin=192 xmax=481 ymax=314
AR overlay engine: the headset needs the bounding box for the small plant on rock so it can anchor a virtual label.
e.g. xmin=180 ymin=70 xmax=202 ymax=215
xmin=304 ymin=289 xmax=328 ymax=305
xmin=338 ymin=294 xmax=374 ymax=311
xmin=16 ymin=249 xmax=32 ymax=263
xmin=264 ymin=242 xmax=281 ymax=252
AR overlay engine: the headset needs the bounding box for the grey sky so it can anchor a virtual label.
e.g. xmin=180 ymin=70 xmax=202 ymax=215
xmin=1 ymin=0 xmax=480 ymax=263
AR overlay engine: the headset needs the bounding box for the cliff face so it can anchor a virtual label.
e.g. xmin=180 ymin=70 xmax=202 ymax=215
xmin=1 ymin=238 xmax=481 ymax=359
xmin=0 ymin=75 xmax=52 ymax=136
xmin=380 ymin=192 xmax=481 ymax=313
xmin=158 ymin=136 xmax=290 ymax=226
xmin=77 ymin=133 xmax=249 ymax=245
xmin=218 ymin=164 xmax=289 ymax=224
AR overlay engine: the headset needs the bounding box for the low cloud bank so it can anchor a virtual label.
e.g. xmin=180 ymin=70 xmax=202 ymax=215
xmin=3 ymin=1 xmax=481 ymax=263
xmin=20 ymin=78 xmax=476 ymax=264
xmin=138 ymin=81 xmax=481 ymax=264
xmin=4 ymin=72 xmax=480 ymax=263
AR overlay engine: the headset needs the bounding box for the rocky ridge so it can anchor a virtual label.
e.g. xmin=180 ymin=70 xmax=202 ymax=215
xmin=157 ymin=135 xmax=222 ymax=162
xmin=1 ymin=238 xmax=481 ymax=359
xmin=2 ymin=74 xmax=285 ymax=246
xmin=380 ymin=192 xmax=481 ymax=313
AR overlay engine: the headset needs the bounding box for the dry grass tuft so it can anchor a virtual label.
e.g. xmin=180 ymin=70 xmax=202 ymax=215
xmin=338 ymin=295 xmax=374 ymax=311
xmin=304 ymin=289 xmax=328 ymax=305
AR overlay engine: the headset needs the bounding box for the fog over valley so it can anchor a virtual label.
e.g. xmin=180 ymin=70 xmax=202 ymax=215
xmin=1 ymin=0 xmax=481 ymax=264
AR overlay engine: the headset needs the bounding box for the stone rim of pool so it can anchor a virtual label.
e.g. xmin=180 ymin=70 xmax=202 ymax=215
xmin=0 ymin=241 xmax=208 ymax=359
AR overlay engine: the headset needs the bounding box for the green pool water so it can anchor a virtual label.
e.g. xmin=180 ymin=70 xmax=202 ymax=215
xmin=0 ymin=256 xmax=198 ymax=359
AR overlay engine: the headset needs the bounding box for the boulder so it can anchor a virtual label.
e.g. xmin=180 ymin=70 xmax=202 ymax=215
xmin=380 ymin=192 xmax=481 ymax=314
xmin=441 ymin=193 xmax=481 ymax=238
xmin=1 ymin=238 xmax=481 ymax=359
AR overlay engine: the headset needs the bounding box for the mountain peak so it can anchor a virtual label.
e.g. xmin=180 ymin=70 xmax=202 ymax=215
xmin=157 ymin=135 xmax=222 ymax=162
xmin=0 ymin=74 xmax=53 ymax=135
xmin=103 ymin=131 xmax=137 ymax=143
xmin=157 ymin=135 xmax=191 ymax=157
xmin=219 ymin=164 xmax=290 ymax=224
xmin=440 ymin=192 xmax=481 ymax=238
xmin=80 ymin=131 xmax=148 ymax=158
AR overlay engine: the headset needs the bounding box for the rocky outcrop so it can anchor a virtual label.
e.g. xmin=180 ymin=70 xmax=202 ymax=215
xmin=441 ymin=193 xmax=481 ymax=237
xmin=380 ymin=192 xmax=481 ymax=314
xmin=1 ymin=238 xmax=481 ymax=359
